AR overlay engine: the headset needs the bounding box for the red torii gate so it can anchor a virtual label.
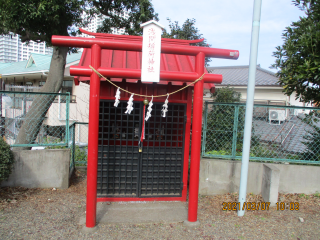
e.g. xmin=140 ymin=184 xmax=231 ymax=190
xmin=52 ymin=32 xmax=239 ymax=228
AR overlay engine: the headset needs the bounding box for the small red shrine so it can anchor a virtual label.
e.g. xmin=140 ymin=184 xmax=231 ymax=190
xmin=52 ymin=28 xmax=238 ymax=228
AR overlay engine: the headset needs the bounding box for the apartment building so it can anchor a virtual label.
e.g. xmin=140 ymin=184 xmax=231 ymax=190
xmin=80 ymin=11 xmax=129 ymax=37
xmin=0 ymin=34 xmax=53 ymax=63
xmin=0 ymin=10 xmax=130 ymax=64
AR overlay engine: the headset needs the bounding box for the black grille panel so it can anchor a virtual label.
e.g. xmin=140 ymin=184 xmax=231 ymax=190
xmin=97 ymin=146 xmax=139 ymax=196
xmin=97 ymin=100 xmax=186 ymax=198
xmin=140 ymin=103 xmax=185 ymax=197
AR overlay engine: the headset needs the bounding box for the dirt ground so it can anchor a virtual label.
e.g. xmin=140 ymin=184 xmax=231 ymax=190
xmin=0 ymin=170 xmax=320 ymax=240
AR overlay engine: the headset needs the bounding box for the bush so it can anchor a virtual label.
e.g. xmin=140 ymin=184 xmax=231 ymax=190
xmin=0 ymin=137 xmax=14 ymax=183
xmin=301 ymin=112 xmax=320 ymax=161
xmin=74 ymin=146 xmax=87 ymax=165
xmin=205 ymin=86 xmax=261 ymax=157
xmin=206 ymin=86 xmax=244 ymax=152
xmin=47 ymin=142 xmax=87 ymax=165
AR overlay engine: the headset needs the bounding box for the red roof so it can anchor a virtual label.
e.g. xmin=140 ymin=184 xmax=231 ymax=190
xmin=75 ymin=29 xmax=217 ymax=92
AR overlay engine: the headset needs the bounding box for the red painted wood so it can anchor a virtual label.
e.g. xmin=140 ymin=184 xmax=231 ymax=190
xmin=181 ymin=87 xmax=193 ymax=200
xmin=188 ymin=52 xmax=205 ymax=222
xmin=79 ymin=27 xmax=203 ymax=45
xmin=52 ymin=35 xmax=239 ymax=59
xmin=97 ymin=196 xmax=186 ymax=202
xmin=100 ymin=81 xmax=189 ymax=102
xmin=86 ymin=44 xmax=101 ymax=228
xmin=70 ymin=47 xmax=218 ymax=91
xmin=70 ymin=66 xmax=222 ymax=83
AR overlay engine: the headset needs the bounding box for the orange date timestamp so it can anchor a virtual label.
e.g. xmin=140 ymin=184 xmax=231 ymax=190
xmin=222 ymin=202 xmax=271 ymax=211
xmin=222 ymin=202 xmax=300 ymax=211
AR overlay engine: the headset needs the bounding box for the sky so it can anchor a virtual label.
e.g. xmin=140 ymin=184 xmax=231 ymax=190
xmin=152 ymin=0 xmax=306 ymax=72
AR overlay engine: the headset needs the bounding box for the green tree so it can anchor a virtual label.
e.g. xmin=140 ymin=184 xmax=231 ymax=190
xmin=0 ymin=0 xmax=158 ymax=146
xmin=205 ymin=86 xmax=244 ymax=154
xmin=303 ymin=123 xmax=320 ymax=161
xmin=272 ymin=0 xmax=320 ymax=104
xmin=301 ymin=111 xmax=320 ymax=161
xmin=211 ymin=85 xmax=241 ymax=103
xmin=205 ymin=86 xmax=260 ymax=157
xmin=92 ymin=0 xmax=158 ymax=36
xmin=162 ymin=18 xmax=211 ymax=65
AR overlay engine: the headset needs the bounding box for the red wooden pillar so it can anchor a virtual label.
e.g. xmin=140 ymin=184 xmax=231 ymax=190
xmin=86 ymin=44 xmax=101 ymax=228
xmin=188 ymin=52 xmax=205 ymax=222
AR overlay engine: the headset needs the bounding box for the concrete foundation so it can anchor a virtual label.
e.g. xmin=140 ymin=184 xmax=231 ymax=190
xmin=81 ymin=225 xmax=99 ymax=234
xmin=200 ymin=158 xmax=320 ymax=195
xmin=261 ymin=164 xmax=280 ymax=206
xmin=183 ymin=220 xmax=200 ymax=229
xmin=1 ymin=149 xmax=70 ymax=189
xmin=79 ymin=202 xmax=188 ymax=225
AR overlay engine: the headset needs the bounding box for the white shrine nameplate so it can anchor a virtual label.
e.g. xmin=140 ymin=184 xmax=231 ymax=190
xmin=140 ymin=20 xmax=164 ymax=83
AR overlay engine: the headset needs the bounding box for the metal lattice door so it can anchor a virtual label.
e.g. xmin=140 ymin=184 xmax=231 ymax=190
xmin=97 ymin=100 xmax=186 ymax=198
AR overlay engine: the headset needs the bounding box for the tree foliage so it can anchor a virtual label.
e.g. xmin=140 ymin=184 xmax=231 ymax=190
xmin=301 ymin=111 xmax=320 ymax=161
xmin=211 ymin=85 xmax=241 ymax=102
xmin=272 ymin=0 xmax=320 ymax=104
xmin=205 ymin=86 xmax=261 ymax=157
xmin=0 ymin=0 xmax=85 ymax=43
xmin=162 ymin=18 xmax=211 ymax=65
xmin=91 ymin=0 xmax=158 ymax=36
xmin=0 ymin=0 xmax=158 ymax=146
xmin=206 ymin=86 xmax=244 ymax=153
xmin=303 ymin=122 xmax=320 ymax=161
xmin=162 ymin=18 xmax=209 ymax=46
xmin=0 ymin=0 xmax=158 ymax=43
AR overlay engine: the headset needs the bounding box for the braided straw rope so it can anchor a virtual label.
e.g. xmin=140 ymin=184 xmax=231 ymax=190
xmin=89 ymin=65 xmax=205 ymax=98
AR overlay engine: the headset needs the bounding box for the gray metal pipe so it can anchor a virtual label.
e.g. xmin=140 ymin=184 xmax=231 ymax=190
xmin=238 ymin=0 xmax=262 ymax=217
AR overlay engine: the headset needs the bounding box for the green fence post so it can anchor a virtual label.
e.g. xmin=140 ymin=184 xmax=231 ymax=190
xmin=202 ymin=102 xmax=208 ymax=156
xmin=231 ymin=105 xmax=239 ymax=158
xmin=66 ymin=93 xmax=70 ymax=147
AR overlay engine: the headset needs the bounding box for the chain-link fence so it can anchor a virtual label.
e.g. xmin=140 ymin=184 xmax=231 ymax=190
xmin=202 ymin=102 xmax=320 ymax=164
xmin=69 ymin=122 xmax=88 ymax=169
xmin=0 ymin=91 xmax=70 ymax=147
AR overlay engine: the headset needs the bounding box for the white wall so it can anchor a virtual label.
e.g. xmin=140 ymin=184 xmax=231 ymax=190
xmin=204 ymin=87 xmax=286 ymax=104
xmin=206 ymin=87 xmax=313 ymax=109
xmin=44 ymin=81 xmax=90 ymax=126
xmin=69 ymin=82 xmax=90 ymax=123
xmin=234 ymin=87 xmax=286 ymax=103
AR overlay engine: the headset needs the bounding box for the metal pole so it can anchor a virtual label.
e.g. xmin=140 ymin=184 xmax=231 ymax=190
xmin=187 ymin=52 xmax=205 ymax=223
xmin=238 ymin=0 xmax=262 ymax=217
xmin=86 ymin=44 xmax=101 ymax=227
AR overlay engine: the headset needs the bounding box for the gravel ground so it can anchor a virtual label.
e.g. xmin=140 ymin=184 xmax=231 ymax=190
xmin=1 ymin=170 xmax=320 ymax=240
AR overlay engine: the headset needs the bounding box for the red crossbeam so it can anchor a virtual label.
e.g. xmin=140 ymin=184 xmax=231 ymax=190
xmin=52 ymin=36 xmax=239 ymax=59
xmin=70 ymin=66 xmax=222 ymax=83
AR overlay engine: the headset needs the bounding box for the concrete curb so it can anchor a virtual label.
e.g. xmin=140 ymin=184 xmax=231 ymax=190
xmin=81 ymin=225 xmax=99 ymax=234
xmin=183 ymin=220 xmax=200 ymax=229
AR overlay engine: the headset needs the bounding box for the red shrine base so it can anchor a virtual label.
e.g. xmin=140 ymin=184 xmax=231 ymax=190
xmin=97 ymin=196 xmax=186 ymax=202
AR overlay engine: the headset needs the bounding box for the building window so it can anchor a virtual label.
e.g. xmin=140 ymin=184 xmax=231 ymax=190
xmin=61 ymin=80 xmax=73 ymax=94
